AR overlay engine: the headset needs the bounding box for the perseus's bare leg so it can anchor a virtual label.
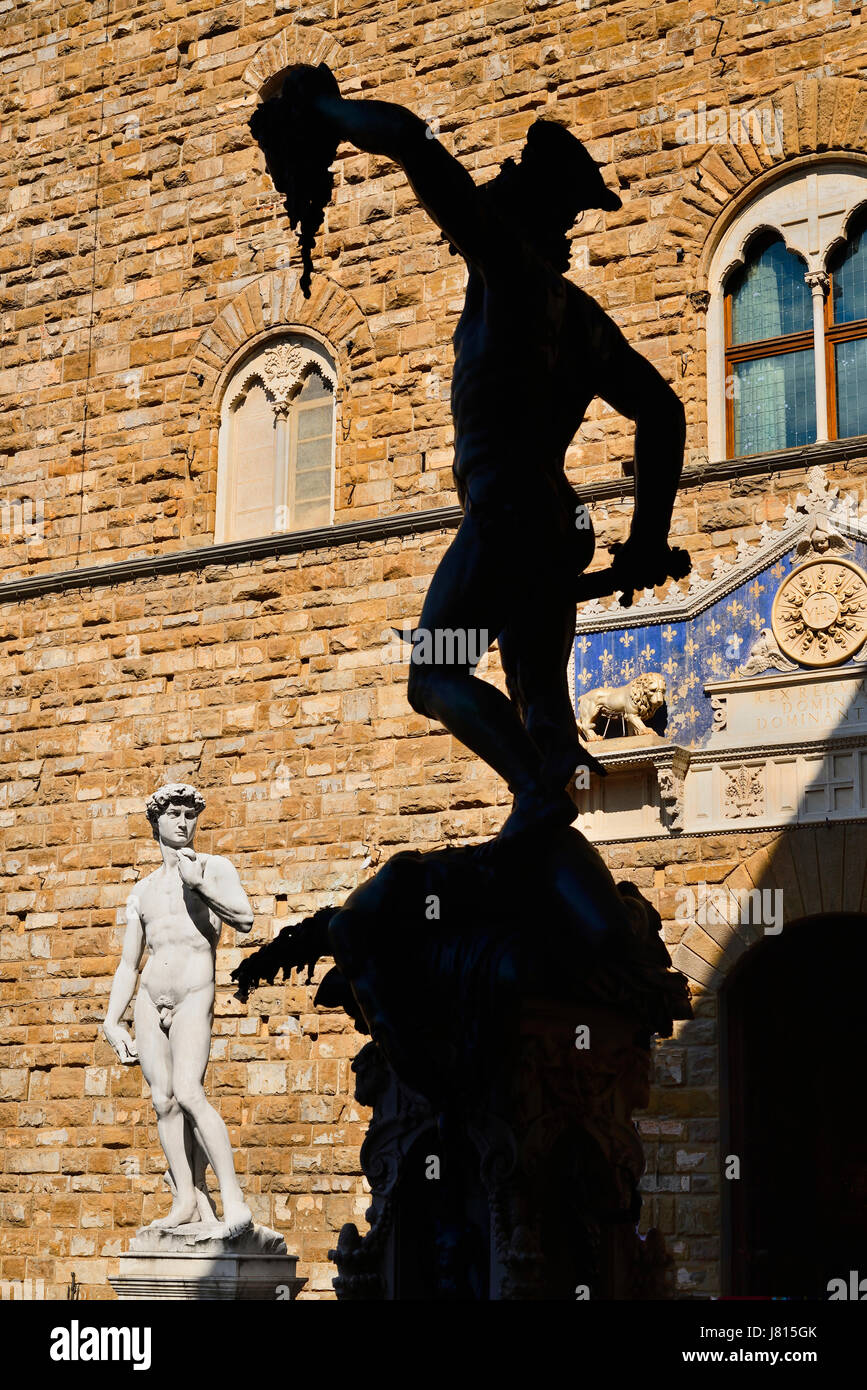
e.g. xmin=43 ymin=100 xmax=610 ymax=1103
xmin=134 ymin=989 xmax=199 ymax=1228
xmin=407 ymin=516 xmax=550 ymax=793
xmin=169 ymin=985 xmax=252 ymax=1235
xmin=406 ymin=506 xmax=585 ymax=837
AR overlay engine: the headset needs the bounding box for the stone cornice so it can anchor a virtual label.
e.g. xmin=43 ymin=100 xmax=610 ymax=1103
xmin=704 ymin=660 xmax=867 ymax=698
xmin=0 ymin=507 xmax=463 ymax=605
xmin=2 ymin=436 xmax=866 ymax=605
xmin=577 ymin=456 xmax=867 ymax=631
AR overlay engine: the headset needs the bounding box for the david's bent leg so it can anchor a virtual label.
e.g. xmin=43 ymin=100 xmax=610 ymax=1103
xmin=186 ymin=1118 xmax=218 ymax=1223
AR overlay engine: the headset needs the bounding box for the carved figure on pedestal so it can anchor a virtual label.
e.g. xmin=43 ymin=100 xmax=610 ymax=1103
xmin=104 ymin=783 xmax=254 ymax=1236
xmin=576 ymin=672 xmax=667 ymax=742
xmin=251 ymin=65 xmax=690 ymax=840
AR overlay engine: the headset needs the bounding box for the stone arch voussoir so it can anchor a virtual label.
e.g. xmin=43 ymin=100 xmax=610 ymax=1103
xmin=671 ymin=822 xmax=863 ymax=992
xmin=178 ymin=271 xmax=374 ymax=516
xmin=663 ymin=76 xmax=867 ymax=323
xmin=242 ymin=25 xmax=345 ymax=98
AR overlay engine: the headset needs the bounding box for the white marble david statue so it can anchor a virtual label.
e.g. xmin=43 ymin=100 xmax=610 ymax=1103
xmin=104 ymin=782 xmax=254 ymax=1236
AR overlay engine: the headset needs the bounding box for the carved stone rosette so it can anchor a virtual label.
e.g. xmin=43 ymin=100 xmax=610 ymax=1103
xmin=771 ymin=558 xmax=867 ymax=668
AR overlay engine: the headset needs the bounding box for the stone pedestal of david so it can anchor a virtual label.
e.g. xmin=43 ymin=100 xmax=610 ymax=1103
xmin=110 ymin=1223 xmax=302 ymax=1301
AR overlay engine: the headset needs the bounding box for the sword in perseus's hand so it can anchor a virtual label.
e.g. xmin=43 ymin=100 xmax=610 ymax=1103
xmin=575 ymin=544 xmax=691 ymax=610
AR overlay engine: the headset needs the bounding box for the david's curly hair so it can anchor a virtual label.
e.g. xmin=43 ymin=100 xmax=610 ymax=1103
xmin=145 ymin=783 xmax=206 ymax=838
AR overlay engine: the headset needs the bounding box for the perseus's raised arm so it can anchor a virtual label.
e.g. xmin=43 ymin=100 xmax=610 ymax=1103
xmin=254 ymin=70 xmax=499 ymax=274
xmin=324 ymin=97 xmax=492 ymax=264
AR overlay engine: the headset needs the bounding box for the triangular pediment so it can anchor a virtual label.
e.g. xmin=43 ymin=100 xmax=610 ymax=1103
xmin=576 ymin=466 xmax=867 ymax=631
xmin=573 ymin=467 xmax=867 ymax=752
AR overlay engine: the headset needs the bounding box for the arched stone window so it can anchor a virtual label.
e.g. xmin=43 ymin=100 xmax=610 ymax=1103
xmin=706 ymin=162 xmax=867 ymax=459
xmin=215 ymin=333 xmax=336 ymax=543
xmin=724 ymin=232 xmax=816 ymax=456
xmin=827 ymin=205 xmax=867 ymax=440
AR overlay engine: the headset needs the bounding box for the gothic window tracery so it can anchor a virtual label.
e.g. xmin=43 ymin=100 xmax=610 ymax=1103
xmin=216 ymin=334 xmax=336 ymax=542
xmin=705 ymin=163 xmax=867 ymax=459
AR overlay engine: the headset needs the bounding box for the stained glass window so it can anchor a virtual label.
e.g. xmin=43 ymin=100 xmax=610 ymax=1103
xmin=725 ymin=234 xmax=815 ymax=455
xmin=828 ymin=208 xmax=867 ymax=441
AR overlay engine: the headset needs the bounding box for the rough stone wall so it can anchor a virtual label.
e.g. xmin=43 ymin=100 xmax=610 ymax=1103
xmin=2 ymin=0 xmax=867 ymax=1299
xmin=2 ymin=463 xmax=867 ymax=1298
xmin=4 ymin=1 xmax=867 ymax=577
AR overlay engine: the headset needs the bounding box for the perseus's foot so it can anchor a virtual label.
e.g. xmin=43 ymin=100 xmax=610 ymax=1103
xmin=498 ymin=787 xmax=579 ymax=842
xmin=149 ymin=1195 xmax=200 ymax=1230
xmin=220 ymin=1201 xmax=253 ymax=1237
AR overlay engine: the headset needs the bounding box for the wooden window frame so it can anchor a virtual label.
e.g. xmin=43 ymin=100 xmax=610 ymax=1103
xmin=824 ymin=267 xmax=867 ymax=441
xmin=724 ymin=234 xmax=867 ymax=456
xmin=723 ymin=286 xmax=814 ymax=457
xmin=216 ymin=341 xmax=337 ymax=544
xmin=286 ymin=380 xmax=336 ymax=530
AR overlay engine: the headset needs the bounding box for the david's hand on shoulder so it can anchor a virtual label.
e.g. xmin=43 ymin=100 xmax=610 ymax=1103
xmin=176 ymin=848 xmax=205 ymax=890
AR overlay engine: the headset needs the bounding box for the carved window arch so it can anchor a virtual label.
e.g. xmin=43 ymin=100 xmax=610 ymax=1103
xmin=215 ymin=333 xmax=337 ymax=543
xmin=706 ymin=162 xmax=867 ymax=460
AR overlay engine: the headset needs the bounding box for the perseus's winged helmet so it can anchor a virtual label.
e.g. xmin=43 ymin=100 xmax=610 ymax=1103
xmin=519 ymin=118 xmax=622 ymax=214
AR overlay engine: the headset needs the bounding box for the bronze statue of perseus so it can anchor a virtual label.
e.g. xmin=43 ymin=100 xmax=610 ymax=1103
xmin=251 ymin=66 xmax=689 ymax=839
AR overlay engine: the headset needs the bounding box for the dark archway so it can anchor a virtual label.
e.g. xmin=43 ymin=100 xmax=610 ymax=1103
xmin=723 ymin=913 xmax=867 ymax=1297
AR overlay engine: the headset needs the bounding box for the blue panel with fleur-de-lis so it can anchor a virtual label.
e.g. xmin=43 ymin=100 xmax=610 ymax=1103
xmin=572 ymin=540 xmax=867 ymax=748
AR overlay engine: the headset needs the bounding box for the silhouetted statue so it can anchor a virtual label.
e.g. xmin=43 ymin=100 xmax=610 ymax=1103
xmin=251 ymin=65 xmax=690 ymax=839
xmin=233 ymin=832 xmax=692 ymax=1299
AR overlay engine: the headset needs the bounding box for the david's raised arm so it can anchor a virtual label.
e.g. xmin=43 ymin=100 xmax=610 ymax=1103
xmin=177 ymin=851 xmax=254 ymax=934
